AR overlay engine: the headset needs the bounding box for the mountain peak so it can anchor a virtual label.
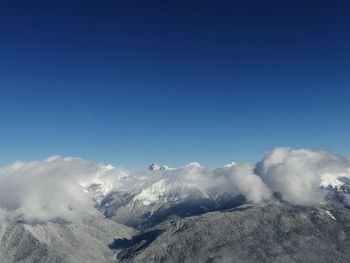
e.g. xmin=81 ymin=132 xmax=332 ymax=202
xmin=184 ymin=162 xmax=202 ymax=168
xmin=149 ymin=163 xmax=169 ymax=171
xmin=224 ymin=162 xmax=236 ymax=168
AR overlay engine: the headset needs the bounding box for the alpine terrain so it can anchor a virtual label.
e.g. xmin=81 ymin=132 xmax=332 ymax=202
xmin=1 ymin=148 xmax=350 ymax=262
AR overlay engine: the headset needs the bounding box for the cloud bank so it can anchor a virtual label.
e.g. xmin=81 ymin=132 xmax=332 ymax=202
xmin=256 ymin=148 xmax=350 ymax=205
xmin=0 ymin=147 xmax=350 ymax=221
xmin=0 ymin=157 xmax=99 ymax=221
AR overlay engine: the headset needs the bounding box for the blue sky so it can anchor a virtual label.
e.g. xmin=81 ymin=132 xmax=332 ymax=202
xmin=0 ymin=0 xmax=350 ymax=168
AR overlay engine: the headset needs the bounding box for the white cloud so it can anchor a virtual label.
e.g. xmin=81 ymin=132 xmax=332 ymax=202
xmin=256 ymin=147 xmax=350 ymax=205
xmin=0 ymin=157 xmax=99 ymax=222
xmin=1 ymin=147 xmax=350 ymax=222
xmin=227 ymin=163 xmax=272 ymax=203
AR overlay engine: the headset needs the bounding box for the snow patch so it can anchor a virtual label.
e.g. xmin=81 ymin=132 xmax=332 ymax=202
xmin=320 ymin=173 xmax=344 ymax=189
xmin=224 ymin=162 xmax=236 ymax=168
xmin=184 ymin=162 xmax=202 ymax=168
xmin=326 ymin=210 xmax=336 ymax=220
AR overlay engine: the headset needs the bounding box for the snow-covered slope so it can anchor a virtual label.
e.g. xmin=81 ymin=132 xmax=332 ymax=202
xmin=115 ymin=202 xmax=350 ymax=263
xmin=79 ymin=160 xmax=350 ymax=228
xmin=80 ymin=163 xmax=245 ymax=227
xmin=0 ymin=210 xmax=136 ymax=263
xmin=320 ymin=173 xmax=350 ymax=189
xmin=2 ymin=149 xmax=350 ymax=262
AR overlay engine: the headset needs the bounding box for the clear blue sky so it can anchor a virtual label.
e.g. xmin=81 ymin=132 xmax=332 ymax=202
xmin=0 ymin=0 xmax=349 ymax=168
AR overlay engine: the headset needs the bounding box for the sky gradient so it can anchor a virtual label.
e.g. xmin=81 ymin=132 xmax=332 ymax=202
xmin=0 ymin=0 xmax=350 ymax=168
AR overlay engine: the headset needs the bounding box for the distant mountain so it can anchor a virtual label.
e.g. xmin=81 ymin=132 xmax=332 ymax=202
xmin=148 ymin=163 xmax=170 ymax=171
xmin=84 ymin=164 xmax=245 ymax=228
xmin=83 ymin=163 xmax=350 ymax=228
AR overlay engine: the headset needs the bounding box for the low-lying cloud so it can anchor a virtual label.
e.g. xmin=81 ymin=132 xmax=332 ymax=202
xmin=0 ymin=157 xmax=98 ymax=221
xmin=256 ymin=148 xmax=350 ymax=205
xmin=0 ymin=147 xmax=349 ymax=222
xmin=228 ymin=163 xmax=272 ymax=203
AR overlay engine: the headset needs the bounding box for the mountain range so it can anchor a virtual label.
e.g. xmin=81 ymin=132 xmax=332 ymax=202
xmin=1 ymin=148 xmax=350 ymax=262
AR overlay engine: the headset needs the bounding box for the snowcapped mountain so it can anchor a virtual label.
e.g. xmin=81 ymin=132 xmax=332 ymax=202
xmin=2 ymin=150 xmax=350 ymax=262
xmin=133 ymin=179 xmax=194 ymax=206
xmin=224 ymin=161 xmax=236 ymax=168
xmin=148 ymin=163 xmax=170 ymax=171
xmin=80 ymin=162 xmax=243 ymax=227
xmin=78 ymin=160 xmax=350 ymax=228
xmin=320 ymin=172 xmax=350 ymax=190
